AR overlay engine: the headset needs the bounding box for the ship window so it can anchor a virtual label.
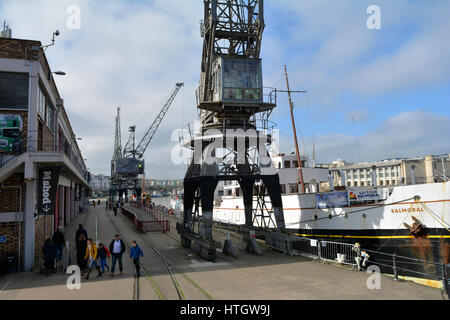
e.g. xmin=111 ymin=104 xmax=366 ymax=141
xmin=280 ymin=184 xmax=286 ymax=194
xmin=293 ymin=161 xmax=299 ymax=168
xmin=227 ymin=190 xmax=232 ymax=196
xmin=289 ymin=184 xmax=299 ymax=194
xmin=284 ymin=161 xmax=291 ymax=168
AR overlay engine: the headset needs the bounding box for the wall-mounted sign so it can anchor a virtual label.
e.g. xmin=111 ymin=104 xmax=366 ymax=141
xmin=316 ymin=192 xmax=349 ymax=209
xmin=37 ymin=167 xmax=60 ymax=216
xmin=0 ymin=114 xmax=23 ymax=153
xmin=75 ymin=184 xmax=82 ymax=201
xmin=0 ymin=236 xmax=7 ymax=243
xmin=349 ymin=189 xmax=389 ymax=202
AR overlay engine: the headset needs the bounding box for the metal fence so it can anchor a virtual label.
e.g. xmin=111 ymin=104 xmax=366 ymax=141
xmin=139 ymin=220 xmax=171 ymax=233
xmin=266 ymin=233 xmax=448 ymax=294
xmin=122 ymin=205 xmax=170 ymax=233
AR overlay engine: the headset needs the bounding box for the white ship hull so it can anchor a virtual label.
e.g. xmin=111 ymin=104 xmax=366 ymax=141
xmin=214 ymin=181 xmax=450 ymax=266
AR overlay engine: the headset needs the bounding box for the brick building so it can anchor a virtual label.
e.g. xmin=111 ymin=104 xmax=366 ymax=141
xmin=0 ymin=33 xmax=89 ymax=272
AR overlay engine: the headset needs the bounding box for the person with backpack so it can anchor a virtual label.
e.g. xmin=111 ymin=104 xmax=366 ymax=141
xmin=75 ymin=225 xmax=88 ymax=271
xmin=129 ymin=241 xmax=144 ymax=278
xmin=98 ymin=243 xmax=111 ymax=273
xmin=84 ymin=239 xmax=102 ymax=280
xmin=109 ymin=234 xmax=126 ymax=277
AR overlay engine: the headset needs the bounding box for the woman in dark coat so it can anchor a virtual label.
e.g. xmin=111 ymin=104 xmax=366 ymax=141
xmin=76 ymin=233 xmax=88 ymax=272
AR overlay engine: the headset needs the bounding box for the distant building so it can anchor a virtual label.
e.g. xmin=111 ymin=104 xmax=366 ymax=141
xmin=147 ymin=179 xmax=183 ymax=188
xmin=328 ymin=154 xmax=450 ymax=188
xmin=89 ymin=174 xmax=111 ymax=192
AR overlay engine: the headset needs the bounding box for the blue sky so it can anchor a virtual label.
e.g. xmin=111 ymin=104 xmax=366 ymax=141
xmin=1 ymin=0 xmax=449 ymax=177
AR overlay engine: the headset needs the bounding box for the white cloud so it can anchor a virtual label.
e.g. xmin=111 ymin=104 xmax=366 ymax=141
xmin=289 ymin=110 xmax=450 ymax=163
xmin=1 ymin=0 xmax=448 ymax=178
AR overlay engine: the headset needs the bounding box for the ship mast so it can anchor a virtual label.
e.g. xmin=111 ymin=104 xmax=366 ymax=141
xmin=284 ymin=65 xmax=306 ymax=193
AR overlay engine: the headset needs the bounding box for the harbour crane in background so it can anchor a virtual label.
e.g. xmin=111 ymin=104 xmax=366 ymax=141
xmin=110 ymin=83 xmax=184 ymax=203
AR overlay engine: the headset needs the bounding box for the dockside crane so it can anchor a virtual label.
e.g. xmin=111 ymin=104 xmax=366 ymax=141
xmin=110 ymin=83 xmax=184 ymax=203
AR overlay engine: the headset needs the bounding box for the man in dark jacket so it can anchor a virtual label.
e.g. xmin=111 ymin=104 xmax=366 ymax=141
xmin=42 ymin=239 xmax=57 ymax=277
xmin=52 ymin=227 xmax=65 ymax=261
xmin=109 ymin=234 xmax=126 ymax=277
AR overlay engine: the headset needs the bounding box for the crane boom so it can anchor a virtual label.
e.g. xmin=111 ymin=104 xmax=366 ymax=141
xmin=112 ymin=107 xmax=123 ymax=160
xmin=124 ymin=82 xmax=184 ymax=159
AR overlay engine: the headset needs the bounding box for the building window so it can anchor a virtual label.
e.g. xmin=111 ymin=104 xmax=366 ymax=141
xmin=0 ymin=72 xmax=29 ymax=110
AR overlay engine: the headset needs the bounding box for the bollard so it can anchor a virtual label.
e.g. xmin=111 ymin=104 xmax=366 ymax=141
xmin=441 ymin=263 xmax=449 ymax=299
xmin=393 ymin=252 xmax=399 ymax=281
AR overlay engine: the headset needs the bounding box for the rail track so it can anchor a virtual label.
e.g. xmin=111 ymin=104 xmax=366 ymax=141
xmin=107 ymin=212 xmax=213 ymax=300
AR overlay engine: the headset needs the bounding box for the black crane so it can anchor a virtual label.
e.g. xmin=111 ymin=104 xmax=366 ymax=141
xmin=110 ymin=83 xmax=184 ymax=202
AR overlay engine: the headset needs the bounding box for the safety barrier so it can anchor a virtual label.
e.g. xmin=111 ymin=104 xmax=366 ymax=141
xmin=122 ymin=204 xmax=170 ymax=233
xmin=139 ymin=220 xmax=171 ymax=233
xmin=269 ymin=233 xmax=448 ymax=295
xmin=318 ymin=240 xmax=359 ymax=268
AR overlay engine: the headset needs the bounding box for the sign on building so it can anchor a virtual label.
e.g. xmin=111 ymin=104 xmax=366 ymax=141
xmin=0 ymin=236 xmax=7 ymax=243
xmin=316 ymin=191 xmax=349 ymax=209
xmin=37 ymin=166 xmax=60 ymax=216
xmin=0 ymin=114 xmax=23 ymax=153
xmin=349 ymin=189 xmax=389 ymax=202
xmin=75 ymin=184 xmax=82 ymax=201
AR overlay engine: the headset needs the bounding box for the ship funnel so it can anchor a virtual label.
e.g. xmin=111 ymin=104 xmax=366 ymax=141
xmin=410 ymin=164 xmax=416 ymax=185
xmin=371 ymin=165 xmax=377 ymax=188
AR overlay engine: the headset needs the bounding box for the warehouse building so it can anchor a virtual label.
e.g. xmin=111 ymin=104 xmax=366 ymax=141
xmin=0 ymin=29 xmax=89 ymax=272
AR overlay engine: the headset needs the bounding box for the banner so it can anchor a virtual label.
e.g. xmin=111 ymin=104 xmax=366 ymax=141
xmin=37 ymin=166 xmax=60 ymax=216
xmin=349 ymin=189 xmax=389 ymax=202
xmin=316 ymin=191 xmax=349 ymax=209
xmin=75 ymin=184 xmax=82 ymax=201
xmin=0 ymin=114 xmax=23 ymax=153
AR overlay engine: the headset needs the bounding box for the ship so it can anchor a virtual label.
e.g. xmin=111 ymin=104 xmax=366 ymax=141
xmin=213 ymin=152 xmax=450 ymax=279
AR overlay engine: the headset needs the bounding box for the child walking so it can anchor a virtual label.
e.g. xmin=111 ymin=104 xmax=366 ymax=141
xmin=98 ymin=243 xmax=110 ymax=273
xmin=84 ymin=239 xmax=102 ymax=280
xmin=129 ymin=241 xmax=144 ymax=278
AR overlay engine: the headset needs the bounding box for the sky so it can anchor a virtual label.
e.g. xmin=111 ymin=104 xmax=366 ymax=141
xmin=1 ymin=0 xmax=449 ymax=178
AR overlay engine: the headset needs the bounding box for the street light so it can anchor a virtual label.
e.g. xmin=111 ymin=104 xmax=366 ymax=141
xmin=48 ymin=70 xmax=66 ymax=80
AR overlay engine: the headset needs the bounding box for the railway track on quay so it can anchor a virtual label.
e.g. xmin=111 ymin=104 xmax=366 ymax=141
xmin=106 ymin=213 xmax=213 ymax=300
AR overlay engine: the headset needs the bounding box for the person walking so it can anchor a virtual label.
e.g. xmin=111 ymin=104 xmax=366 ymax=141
xmin=113 ymin=203 xmax=118 ymax=217
xmin=52 ymin=226 xmax=65 ymax=261
xmin=98 ymin=243 xmax=110 ymax=273
xmin=42 ymin=239 xmax=57 ymax=277
xmin=129 ymin=241 xmax=144 ymax=278
xmin=93 ymin=200 xmax=96 ymax=208
xmin=84 ymin=239 xmax=102 ymax=280
xmin=75 ymin=225 xmax=89 ymax=271
xmin=109 ymin=234 xmax=126 ymax=277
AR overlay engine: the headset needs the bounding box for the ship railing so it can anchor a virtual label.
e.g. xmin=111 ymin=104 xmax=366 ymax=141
xmin=363 ymin=249 xmax=448 ymax=283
